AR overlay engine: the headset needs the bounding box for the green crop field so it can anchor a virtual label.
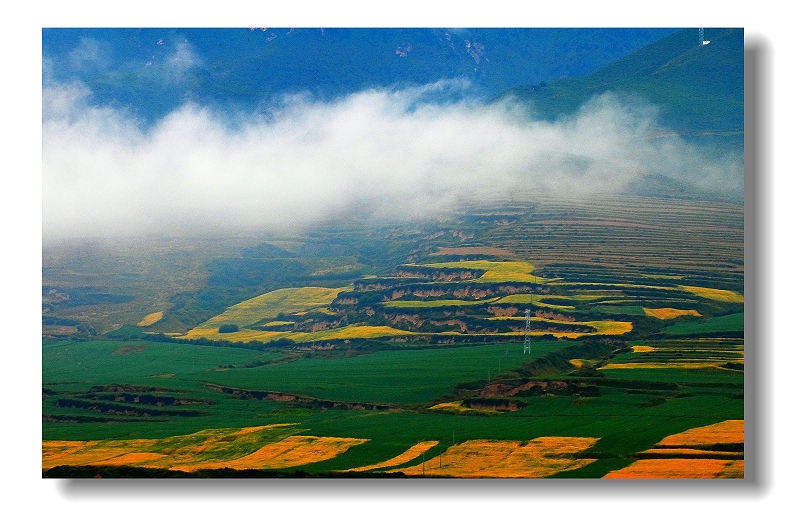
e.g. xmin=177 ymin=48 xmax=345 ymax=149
xmin=195 ymin=341 xmax=569 ymax=404
xmin=662 ymin=312 xmax=744 ymax=334
xmin=42 ymin=335 xmax=744 ymax=478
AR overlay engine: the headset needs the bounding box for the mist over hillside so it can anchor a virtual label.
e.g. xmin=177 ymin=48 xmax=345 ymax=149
xmin=42 ymin=28 xmax=742 ymax=244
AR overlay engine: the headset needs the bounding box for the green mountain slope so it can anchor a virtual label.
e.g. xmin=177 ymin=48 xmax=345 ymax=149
xmin=499 ymin=28 xmax=744 ymax=149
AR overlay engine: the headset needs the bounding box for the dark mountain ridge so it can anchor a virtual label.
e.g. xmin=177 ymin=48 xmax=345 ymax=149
xmin=43 ymin=28 xmax=677 ymax=123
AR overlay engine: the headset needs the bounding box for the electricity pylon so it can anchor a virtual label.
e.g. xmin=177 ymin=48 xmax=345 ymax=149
xmin=523 ymin=308 xmax=531 ymax=354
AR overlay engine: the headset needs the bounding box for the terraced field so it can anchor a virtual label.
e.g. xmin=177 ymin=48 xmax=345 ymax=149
xmin=600 ymin=339 xmax=744 ymax=371
xmin=178 ymin=255 xmax=736 ymax=345
xmin=494 ymin=196 xmax=742 ymax=286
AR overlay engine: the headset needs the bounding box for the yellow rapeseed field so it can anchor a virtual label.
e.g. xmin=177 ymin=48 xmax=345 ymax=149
xmin=643 ymin=308 xmax=702 ymax=320
xmin=174 ymin=436 xmax=368 ymax=472
xmin=195 ymin=286 xmax=351 ymax=331
xmin=718 ymin=460 xmax=745 ymax=478
xmin=680 ymin=286 xmax=744 ymax=303
xmin=346 ymin=441 xmax=439 ymax=472
xmin=583 ymin=320 xmax=633 ymax=336
xmin=181 ymin=327 xmax=285 ymax=343
xmin=549 ymin=282 xmax=672 ymax=291
xmin=495 ymin=294 xmax=576 ymax=309
xmin=488 ymin=318 xmax=633 ymax=337
xmin=418 ymin=260 xmax=539 ymax=283
xmin=92 ymin=452 xmax=170 ymax=467
xmin=183 ymin=324 xmax=417 ymax=344
xmin=264 ymin=320 xmax=295 ymax=327
xmin=603 ymin=420 xmax=744 ymax=478
xmin=290 ymin=325 xmax=416 ymax=342
xmin=43 ymin=424 xmax=368 ymax=472
xmin=427 ymin=401 xmax=500 ymax=415
xmin=641 ymin=274 xmax=684 ymax=280
xmin=638 ymin=448 xmax=743 ymax=458
xmin=43 ymin=439 xmax=160 ymax=469
xmin=429 ymin=401 xmax=466 ymax=411
xmin=388 ymin=437 xmax=598 ymax=478
xmin=604 ymin=458 xmax=742 ymax=479
xmin=137 ymin=311 xmax=164 ymax=327
xmin=385 ymin=298 xmax=497 ymax=308
xmin=657 ymin=420 xmax=744 ymax=447
xmin=599 ymin=362 xmax=736 ymax=370
xmin=611 ymin=346 xmax=744 ymax=368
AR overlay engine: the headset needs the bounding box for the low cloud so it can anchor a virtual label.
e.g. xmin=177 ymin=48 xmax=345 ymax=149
xmin=42 ymin=79 xmax=743 ymax=243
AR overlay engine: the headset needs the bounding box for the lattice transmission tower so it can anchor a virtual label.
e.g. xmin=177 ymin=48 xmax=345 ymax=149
xmin=698 ymin=28 xmax=710 ymax=46
xmin=523 ymin=308 xmax=531 ymax=354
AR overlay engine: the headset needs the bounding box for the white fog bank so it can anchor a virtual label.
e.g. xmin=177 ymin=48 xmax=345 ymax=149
xmin=42 ymin=80 xmax=743 ymax=243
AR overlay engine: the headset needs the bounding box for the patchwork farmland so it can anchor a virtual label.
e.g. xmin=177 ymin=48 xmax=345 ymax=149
xmin=42 ymin=195 xmax=744 ymax=478
xmin=41 ymin=27 xmax=747 ymax=485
